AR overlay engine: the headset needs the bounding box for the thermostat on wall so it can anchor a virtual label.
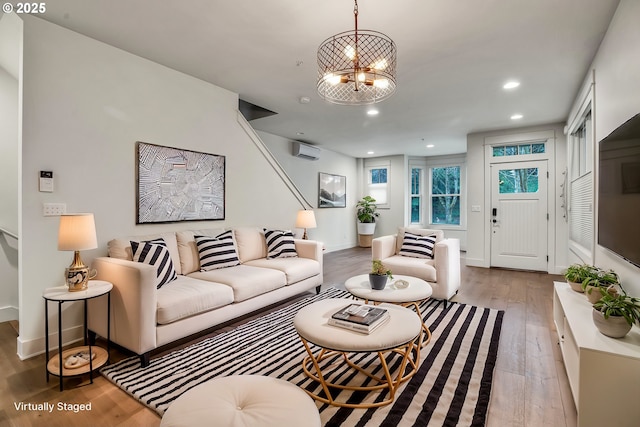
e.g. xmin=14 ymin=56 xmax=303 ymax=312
xmin=39 ymin=171 xmax=54 ymax=192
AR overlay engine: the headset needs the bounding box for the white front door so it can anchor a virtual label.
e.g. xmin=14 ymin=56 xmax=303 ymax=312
xmin=490 ymin=160 xmax=548 ymax=271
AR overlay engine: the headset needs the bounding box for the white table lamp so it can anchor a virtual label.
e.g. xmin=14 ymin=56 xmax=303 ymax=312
xmin=58 ymin=213 xmax=98 ymax=291
xmin=295 ymin=210 xmax=317 ymax=240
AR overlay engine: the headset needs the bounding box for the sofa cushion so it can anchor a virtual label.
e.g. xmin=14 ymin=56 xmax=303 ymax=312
xmin=244 ymin=257 xmax=320 ymax=285
xmin=398 ymin=232 xmax=436 ymax=259
xmin=233 ymin=227 xmax=267 ymax=263
xmin=108 ymin=232 xmax=182 ymax=275
xmin=176 ymin=228 xmax=227 ymax=275
xmin=131 ymin=240 xmax=178 ymax=289
xmin=188 ymin=265 xmax=286 ymax=302
xmin=395 ymin=228 xmax=444 ymax=254
xmin=156 ymin=276 xmax=234 ymax=325
xmin=381 ymin=254 xmax=437 ymax=282
xmin=263 ymin=229 xmax=297 ymax=259
xmin=195 ymin=231 xmax=240 ymax=271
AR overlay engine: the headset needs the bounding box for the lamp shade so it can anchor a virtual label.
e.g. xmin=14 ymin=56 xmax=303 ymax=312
xmin=295 ymin=210 xmax=317 ymax=229
xmin=58 ymin=213 xmax=98 ymax=251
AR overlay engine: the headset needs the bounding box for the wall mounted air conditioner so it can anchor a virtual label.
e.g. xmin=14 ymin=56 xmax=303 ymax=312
xmin=292 ymin=141 xmax=320 ymax=161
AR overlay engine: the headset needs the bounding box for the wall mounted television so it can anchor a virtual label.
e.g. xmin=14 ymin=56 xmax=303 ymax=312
xmin=597 ymin=113 xmax=640 ymax=268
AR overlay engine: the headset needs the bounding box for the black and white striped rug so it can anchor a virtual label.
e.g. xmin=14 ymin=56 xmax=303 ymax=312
xmin=101 ymin=287 xmax=503 ymax=426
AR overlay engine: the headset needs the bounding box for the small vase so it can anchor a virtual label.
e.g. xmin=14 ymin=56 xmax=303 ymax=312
xmin=592 ymin=309 xmax=632 ymax=338
xmin=368 ymin=274 xmax=388 ymax=290
xmin=567 ymin=280 xmax=584 ymax=293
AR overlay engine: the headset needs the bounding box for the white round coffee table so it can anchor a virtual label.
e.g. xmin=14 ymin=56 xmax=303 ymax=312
xmin=344 ymin=274 xmax=433 ymax=346
xmin=293 ymin=298 xmax=421 ymax=408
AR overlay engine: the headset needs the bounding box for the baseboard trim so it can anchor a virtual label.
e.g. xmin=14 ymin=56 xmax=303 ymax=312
xmin=17 ymin=324 xmax=84 ymax=361
xmin=465 ymin=257 xmax=489 ymax=268
xmin=0 ymin=306 xmax=18 ymax=323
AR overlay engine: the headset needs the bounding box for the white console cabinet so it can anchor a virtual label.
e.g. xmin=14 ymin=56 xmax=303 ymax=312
xmin=553 ymin=281 xmax=640 ymax=427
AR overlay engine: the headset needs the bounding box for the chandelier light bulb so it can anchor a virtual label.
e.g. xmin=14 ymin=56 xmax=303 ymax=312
xmin=345 ymin=45 xmax=356 ymax=60
xmin=373 ymin=78 xmax=389 ymax=89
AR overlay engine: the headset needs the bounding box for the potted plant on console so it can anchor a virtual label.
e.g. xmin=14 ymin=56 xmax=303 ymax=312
xmin=581 ymin=267 xmax=619 ymax=304
xmin=356 ymin=196 xmax=379 ymax=248
xmin=564 ymin=263 xmax=590 ymax=293
xmin=592 ymin=285 xmax=640 ymax=338
xmin=370 ymin=260 xmax=393 ymax=290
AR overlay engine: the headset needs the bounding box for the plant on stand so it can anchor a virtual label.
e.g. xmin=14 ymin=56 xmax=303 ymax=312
xmin=356 ymin=196 xmax=379 ymax=248
xmin=581 ymin=267 xmax=619 ymax=304
xmin=564 ymin=264 xmax=591 ymax=293
xmin=592 ymin=285 xmax=640 ymax=338
xmin=369 ymin=260 xmax=393 ymax=290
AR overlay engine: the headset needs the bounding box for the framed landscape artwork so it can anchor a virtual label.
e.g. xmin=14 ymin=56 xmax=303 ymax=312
xmin=318 ymin=172 xmax=346 ymax=208
xmin=136 ymin=142 xmax=225 ymax=224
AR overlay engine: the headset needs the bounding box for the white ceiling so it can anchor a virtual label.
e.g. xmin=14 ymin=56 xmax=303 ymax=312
xmin=36 ymin=0 xmax=619 ymax=158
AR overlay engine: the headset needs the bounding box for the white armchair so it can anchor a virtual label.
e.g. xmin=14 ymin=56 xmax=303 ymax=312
xmin=372 ymin=228 xmax=461 ymax=303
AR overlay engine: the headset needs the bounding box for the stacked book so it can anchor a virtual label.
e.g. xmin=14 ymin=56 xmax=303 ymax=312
xmin=328 ymin=304 xmax=390 ymax=334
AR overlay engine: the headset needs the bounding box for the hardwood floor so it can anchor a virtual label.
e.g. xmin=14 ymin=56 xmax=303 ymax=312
xmin=0 ymin=247 xmax=575 ymax=427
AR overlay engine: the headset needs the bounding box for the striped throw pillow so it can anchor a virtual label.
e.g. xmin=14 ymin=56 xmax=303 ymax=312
xmin=399 ymin=232 xmax=436 ymax=259
xmin=195 ymin=231 xmax=240 ymax=271
xmin=263 ymin=229 xmax=298 ymax=259
xmin=131 ymin=240 xmax=178 ymax=289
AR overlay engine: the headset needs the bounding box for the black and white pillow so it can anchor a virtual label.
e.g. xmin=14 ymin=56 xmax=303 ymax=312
xmin=195 ymin=230 xmax=240 ymax=271
xmin=263 ymin=229 xmax=298 ymax=259
xmin=131 ymin=239 xmax=177 ymax=289
xmin=399 ymin=232 xmax=436 ymax=259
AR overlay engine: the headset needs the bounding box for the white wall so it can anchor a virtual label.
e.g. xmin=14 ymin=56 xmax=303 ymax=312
xmin=258 ymin=131 xmax=358 ymax=251
xmin=0 ymin=13 xmax=21 ymax=323
xmin=18 ymin=16 xmax=315 ymax=358
xmin=466 ymin=123 xmax=568 ymax=272
xmin=587 ymin=0 xmax=640 ymax=296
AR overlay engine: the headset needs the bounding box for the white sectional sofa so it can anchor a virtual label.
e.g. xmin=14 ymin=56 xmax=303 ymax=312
xmin=372 ymin=228 xmax=460 ymax=303
xmin=87 ymin=227 xmax=323 ymax=366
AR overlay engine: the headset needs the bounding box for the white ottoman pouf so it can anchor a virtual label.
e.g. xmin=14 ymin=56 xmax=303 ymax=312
xmin=160 ymin=375 xmax=321 ymax=427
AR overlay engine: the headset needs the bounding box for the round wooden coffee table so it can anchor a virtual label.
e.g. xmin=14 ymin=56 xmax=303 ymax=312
xmin=344 ymin=274 xmax=433 ymax=346
xmin=293 ymin=298 xmax=421 ymax=408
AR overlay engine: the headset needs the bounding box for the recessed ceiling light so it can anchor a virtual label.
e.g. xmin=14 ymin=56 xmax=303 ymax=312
xmin=511 ymin=114 xmax=523 ymax=120
xmin=426 ymin=144 xmax=435 ymax=148
xmin=367 ymin=109 xmax=379 ymax=116
xmin=367 ymin=151 xmax=375 ymax=155
xmin=296 ymin=132 xmax=305 ymax=135
xmin=503 ymin=81 xmax=520 ymax=89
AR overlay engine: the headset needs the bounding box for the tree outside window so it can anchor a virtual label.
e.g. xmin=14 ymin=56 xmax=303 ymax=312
xmin=431 ymin=166 xmax=460 ymax=225
xmin=498 ymin=168 xmax=539 ymax=193
xmin=411 ymin=168 xmax=422 ymax=223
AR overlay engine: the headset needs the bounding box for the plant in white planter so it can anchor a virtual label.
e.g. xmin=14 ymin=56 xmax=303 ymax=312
xmin=592 ymin=286 xmax=640 ymax=338
xmin=356 ymin=196 xmax=379 ymax=247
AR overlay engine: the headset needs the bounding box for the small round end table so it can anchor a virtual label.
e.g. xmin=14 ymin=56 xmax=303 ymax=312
xmin=43 ymin=280 xmax=112 ymax=391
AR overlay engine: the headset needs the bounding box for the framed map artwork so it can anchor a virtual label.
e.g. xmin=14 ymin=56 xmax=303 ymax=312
xmin=136 ymin=142 xmax=225 ymax=224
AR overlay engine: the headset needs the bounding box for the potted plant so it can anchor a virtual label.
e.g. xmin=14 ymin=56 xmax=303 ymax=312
xmin=564 ymin=263 xmax=590 ymax=293
xmin=369 ymin=260 xmax=393 ymax=290
xmin=356 ymin=196 xmax=379 ymax=247
xmin=582 ymin=267 xmax=619 ymax=304
xmin=592 ymin=286 xmax=640 ymax=338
